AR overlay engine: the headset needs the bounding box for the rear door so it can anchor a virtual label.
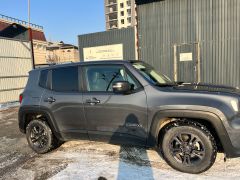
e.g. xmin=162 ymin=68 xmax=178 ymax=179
xmin=40 ymin=66 xmax=87 ymax=140
xmin=82 ymin=64 xmax=148 ymax=146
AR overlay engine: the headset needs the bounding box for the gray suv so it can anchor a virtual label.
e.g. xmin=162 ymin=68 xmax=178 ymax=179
xmin=19 ymin=60 xmax=240 ymax=174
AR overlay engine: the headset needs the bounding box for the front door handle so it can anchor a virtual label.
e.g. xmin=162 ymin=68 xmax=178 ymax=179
xmin=85 ymin=98 xmax=101 ymax=105
xmin=44 ymin=97 xmax=56 ymax=104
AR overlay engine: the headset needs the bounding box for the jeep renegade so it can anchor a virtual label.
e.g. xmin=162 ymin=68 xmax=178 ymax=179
xmin=18 ymin=60 xmax=240 ymax=174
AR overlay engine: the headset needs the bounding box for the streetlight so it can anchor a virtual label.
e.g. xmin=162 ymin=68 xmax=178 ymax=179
xmin=28 ymin=0 xmax=35 ymax=69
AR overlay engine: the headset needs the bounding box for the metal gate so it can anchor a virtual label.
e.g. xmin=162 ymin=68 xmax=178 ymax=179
xmin=174 ymin=43 xmax=200 ymax=83
xmin=0 ymin=37 xmax=33 ymax=103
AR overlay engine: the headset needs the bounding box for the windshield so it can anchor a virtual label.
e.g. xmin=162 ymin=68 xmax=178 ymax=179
xmin=132 ymin=62 xmax=172 ymax=85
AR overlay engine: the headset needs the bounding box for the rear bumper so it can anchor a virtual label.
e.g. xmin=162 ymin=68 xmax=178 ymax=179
xmin=18 ymin=107 xmax=26 ymax=134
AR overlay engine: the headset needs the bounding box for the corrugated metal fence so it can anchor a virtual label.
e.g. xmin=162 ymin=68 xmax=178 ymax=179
xmin=0 ymin=37 xmax=32 ymax=103
xmin=137 ymin=0 xmax=240 ymax=87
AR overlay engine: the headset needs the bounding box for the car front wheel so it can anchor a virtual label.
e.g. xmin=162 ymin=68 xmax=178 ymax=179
xmin=161 ymin=121 xmax=217 ymax=174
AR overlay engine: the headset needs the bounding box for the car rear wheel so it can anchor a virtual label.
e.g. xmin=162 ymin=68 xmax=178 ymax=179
xmin=26 ymin=119 xmax=58 ymax=154
xmin=161 ymin=121 xmax=217 ymax=174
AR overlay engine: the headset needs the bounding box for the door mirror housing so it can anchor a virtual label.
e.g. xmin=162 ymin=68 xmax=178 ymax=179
xmin=112 ymin=81 xmax=131 ymax=94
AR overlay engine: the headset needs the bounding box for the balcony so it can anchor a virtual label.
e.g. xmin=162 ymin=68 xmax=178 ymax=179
xmin=107 ymin=21 xmax=118 ymax=30
xmin=105 ymin=0 xmax=117 ymax=7
xmin=107 ymin=18 xmax=118 ymax=23
xmin=106 ymin=6 xmax=118 ymax=14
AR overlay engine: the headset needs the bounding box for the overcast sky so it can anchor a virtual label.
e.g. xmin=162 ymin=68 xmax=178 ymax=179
xmin=0 ymin=0 xmax=105 ymax=45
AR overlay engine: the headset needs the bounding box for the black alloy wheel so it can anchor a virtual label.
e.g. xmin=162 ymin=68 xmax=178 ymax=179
xmin=26 ymin=119 xmax=58 ymax=154
xmin=169 ymin=132 xmax=205 ymax=166
xmin=161 ymin=121 xmax=217 ymax=174
xmin=30 ymin=124 xmax=48 ymax=149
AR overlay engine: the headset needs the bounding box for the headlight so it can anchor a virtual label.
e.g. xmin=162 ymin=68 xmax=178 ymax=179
xmin=231 ymin=100 xmax=239 ymax=112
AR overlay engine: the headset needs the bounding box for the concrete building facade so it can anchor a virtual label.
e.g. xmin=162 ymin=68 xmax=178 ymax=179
xmin=105 ymin=0 xmax=136 ymax=30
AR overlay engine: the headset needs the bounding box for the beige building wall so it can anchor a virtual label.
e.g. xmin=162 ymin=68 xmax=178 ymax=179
xmin=47 ymin=48 xmax=79 ymax=63
xmin=33 ymin=40 xmax=47 ymax=64
xmin=117 ymin=0 xmax=136 ymax=29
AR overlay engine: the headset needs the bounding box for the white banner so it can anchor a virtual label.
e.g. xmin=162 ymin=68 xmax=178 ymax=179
xmin=83 ymin=44 xmax=123 ymax=61
xmin=180 ymin=52 xmax=193 ymax=62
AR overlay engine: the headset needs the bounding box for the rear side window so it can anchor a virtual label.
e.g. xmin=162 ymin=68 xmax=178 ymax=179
xmin=39 ymin=70 xmax=48 ymax=88
xmin=52 ymin=66 xmax=79 ymax=92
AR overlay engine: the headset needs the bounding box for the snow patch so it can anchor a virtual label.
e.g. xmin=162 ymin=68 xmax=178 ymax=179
xmin=0 ymin=102 xmax=19 ymax=111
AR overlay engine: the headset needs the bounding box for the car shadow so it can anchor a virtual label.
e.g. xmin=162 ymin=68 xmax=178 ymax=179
xmin=109 ymin=114 xmax=154 ymax=180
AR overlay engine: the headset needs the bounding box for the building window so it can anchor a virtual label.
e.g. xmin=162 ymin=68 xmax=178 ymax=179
xmin=120 ymin=3 xmax=124 ymax=8
xmin=127 ymin=0 xmax=131 ymax=6
xmin=121 ymin=19 xmax=125 ymax=24
xmin=127 ymin=9 xmax=131 ymax=16
xmin=121 ymin=11 xmax=124 ymax=16
xmin=127 ymin=17 xmax=131 ymax=24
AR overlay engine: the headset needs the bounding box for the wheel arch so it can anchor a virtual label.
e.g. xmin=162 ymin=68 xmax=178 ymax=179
xmin=147 ymin=109 xmax=234 ymax=156
xmin=19 ymin=106 xmax=63 ymax=140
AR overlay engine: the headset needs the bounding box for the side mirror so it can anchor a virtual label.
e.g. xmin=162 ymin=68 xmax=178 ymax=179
xmin=112 ymin=81 xmax=131 ymax=94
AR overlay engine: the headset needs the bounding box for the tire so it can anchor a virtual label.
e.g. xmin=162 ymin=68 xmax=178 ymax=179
xmin=26 ymin=119 xmax=59 ymax=154
xmin=161 ymin=121 xmax=217 ymax=174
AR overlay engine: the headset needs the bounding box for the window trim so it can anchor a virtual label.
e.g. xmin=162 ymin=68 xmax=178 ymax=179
xmin=82 ymin=64 xmax=143 ymax=94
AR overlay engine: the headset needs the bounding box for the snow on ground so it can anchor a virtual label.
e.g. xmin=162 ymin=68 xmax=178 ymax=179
xmin=4 ymin=141 xmax=240 ymax=180
xmin=1 ymin=108 xmax=240 ymax=180
xmin=0 ymin=102 xmax=19 ymax=111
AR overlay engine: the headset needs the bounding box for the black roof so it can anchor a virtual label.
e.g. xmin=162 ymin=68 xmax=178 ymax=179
xmin=136 ymin=0 xmax=163 ymax=5
xmin=0 ymin=23 xmax=28 ymax=40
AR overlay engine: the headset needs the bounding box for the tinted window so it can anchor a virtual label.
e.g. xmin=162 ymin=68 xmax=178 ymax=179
xmin=85 ymin=65 xmax=140 ymax=92
xmin=39 ymin=70 xmax=48 ymax=88
xmin=52 ymin=66 xmax=79 ymax=92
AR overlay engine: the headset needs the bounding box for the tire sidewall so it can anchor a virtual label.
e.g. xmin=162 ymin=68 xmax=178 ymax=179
xmin=162 ymin=125 xmax=216 ymax=174
xmin=26 ymin=120 xmax=53 ymax=154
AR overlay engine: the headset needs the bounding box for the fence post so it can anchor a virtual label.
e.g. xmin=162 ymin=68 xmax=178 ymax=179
xmin=173 ymin=44 xmax=177 ymax=82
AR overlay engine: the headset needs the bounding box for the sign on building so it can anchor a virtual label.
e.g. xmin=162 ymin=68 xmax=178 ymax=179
xmin=180 ymin=52 xmax=193 ymax=62
xmin=83 ymin=44 xmax=123 ymax=61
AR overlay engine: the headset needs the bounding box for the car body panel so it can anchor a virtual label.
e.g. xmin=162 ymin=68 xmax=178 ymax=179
xmin=82 ymin=90 xmax=148 ymax=146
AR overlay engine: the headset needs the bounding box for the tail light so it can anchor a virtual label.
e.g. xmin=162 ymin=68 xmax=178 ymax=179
xmin=19 ymin=94 xmax=23 ymax=104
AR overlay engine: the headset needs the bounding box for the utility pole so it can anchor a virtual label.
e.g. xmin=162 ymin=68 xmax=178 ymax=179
xmin=28 ymin=0 xmax=35 ymax=69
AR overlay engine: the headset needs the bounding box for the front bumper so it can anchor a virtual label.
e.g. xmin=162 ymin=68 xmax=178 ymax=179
xmin=222 ymin=115 xmax=240 ymax=158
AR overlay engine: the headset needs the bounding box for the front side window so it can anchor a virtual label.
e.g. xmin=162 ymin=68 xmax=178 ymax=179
xmin=52 ymin=66 xmax=79 ymax=92
xmin=84 ymin=65 xmax=140 ymax=92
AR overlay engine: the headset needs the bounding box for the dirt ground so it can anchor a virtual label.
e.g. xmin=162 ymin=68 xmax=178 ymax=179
xmin=1 ymin=107 xmax=240 ymax=180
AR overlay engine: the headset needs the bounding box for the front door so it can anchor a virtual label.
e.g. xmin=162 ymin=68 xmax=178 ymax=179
xmin=82 ymin=64 xmax=148 ymax=146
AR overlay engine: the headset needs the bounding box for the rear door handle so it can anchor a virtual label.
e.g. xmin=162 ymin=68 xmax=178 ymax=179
xmin=44 ymin=97 xmax=56 ymax=104
xmin=85 ymin=98 xmax=101 ymax=105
